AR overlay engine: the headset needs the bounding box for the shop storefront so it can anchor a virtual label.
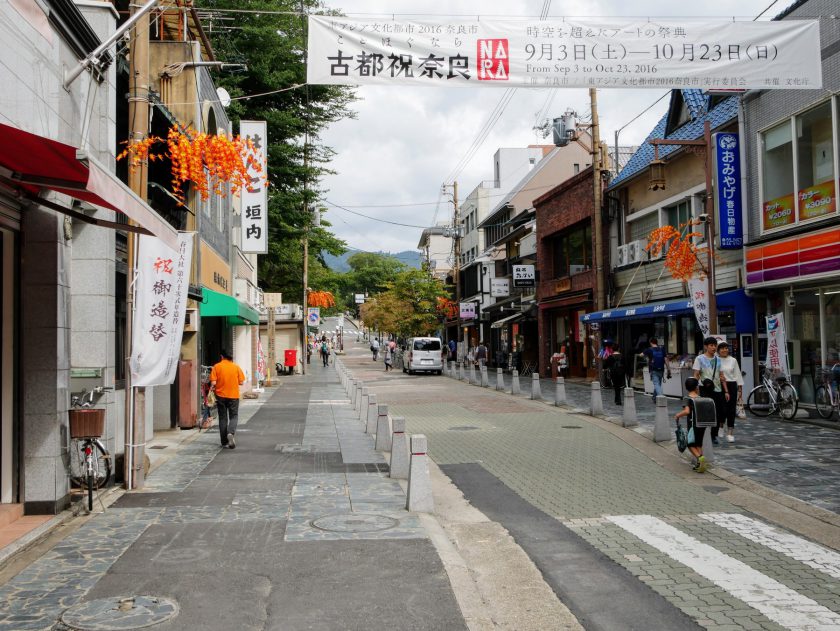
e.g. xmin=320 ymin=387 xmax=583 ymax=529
xmin=199 ymin=288 xmax=260 ymax=370
xmin=0 ymin=208 xmax=19 ymax=506
xmin=539 ymin=293 xmax=592 ymax=378
xmin=488 ymin=303 xmax=538 ymax=373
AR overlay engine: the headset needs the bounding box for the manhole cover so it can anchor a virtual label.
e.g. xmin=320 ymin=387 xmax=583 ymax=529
xmin=561 ymin=425 xmax=583 ymax=429
xmin=449 ymin=426 xmax=480 ymax=431
xmin=60 ymin=596 xmax=178 ymax=630
xmin=310 ymin=513 xmax=399 ymax=533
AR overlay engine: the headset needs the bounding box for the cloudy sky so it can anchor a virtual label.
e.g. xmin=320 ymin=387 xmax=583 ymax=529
xmin=318 ymin=0 xmax=778 ymax=255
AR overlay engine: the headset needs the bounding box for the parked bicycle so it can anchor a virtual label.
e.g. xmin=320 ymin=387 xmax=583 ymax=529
xmin=69 ymin=389 xmax=112 ymax=512
xmin=815 ymin=364 xmax=840 ymax=420
xmin=746 ymin=364 xmax=798 ymax=420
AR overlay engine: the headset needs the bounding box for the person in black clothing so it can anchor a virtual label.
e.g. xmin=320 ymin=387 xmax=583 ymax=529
xmin=605 ymin=343 xmax=625 ymax=405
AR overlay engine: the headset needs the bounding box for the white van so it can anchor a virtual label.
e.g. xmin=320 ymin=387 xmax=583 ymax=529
xmin=403 ymin=337 xmax=443 ymax=375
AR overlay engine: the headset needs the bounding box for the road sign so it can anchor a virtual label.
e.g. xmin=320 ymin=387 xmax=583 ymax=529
xmin=354 ymin=293 xmax=365 ymax=304
xmin=307 ymin=307 xmax=320 ymax=327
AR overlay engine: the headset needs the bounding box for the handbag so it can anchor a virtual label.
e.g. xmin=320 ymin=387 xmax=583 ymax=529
xmin=206 ymin=389 xmax=217 ymax=408
xmin=675 ymin=423 xmax=688 ymax=452
xmin=736 ymin=397 xmax=747 ymax=419
xmin=686 ymin=425 xmax=695 ymax=445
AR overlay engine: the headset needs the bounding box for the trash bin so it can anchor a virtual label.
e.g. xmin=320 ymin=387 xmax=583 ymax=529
xmin=284 ymin=349 xmax=297 ymax=374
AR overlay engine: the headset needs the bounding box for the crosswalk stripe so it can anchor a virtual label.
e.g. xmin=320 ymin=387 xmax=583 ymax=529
xmin=700 ymin=512 xmax=840 ymax=581
xmin=608 ymin=514 xmax=840 ymax=631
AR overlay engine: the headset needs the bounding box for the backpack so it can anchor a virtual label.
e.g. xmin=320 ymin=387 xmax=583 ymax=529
xmin=647 ymin=346 xmax=666 ymax=371
xmin=689 ymin=397 xmax=717 ymax=428
xmin=321 ymin=342 xmax=328 ymax=353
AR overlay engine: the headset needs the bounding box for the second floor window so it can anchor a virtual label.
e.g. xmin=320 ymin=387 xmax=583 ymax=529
xmin=552 ymin=222 xmax=592 ymax=278
xmin=666 ymin=200 xmax=691 ymax=229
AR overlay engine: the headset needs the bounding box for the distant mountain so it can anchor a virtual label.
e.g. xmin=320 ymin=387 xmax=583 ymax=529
xmin=322 ymin=249 xmax=421 ymax=273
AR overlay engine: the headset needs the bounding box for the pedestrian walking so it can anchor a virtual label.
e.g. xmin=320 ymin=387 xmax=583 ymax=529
xmin=475 ymin=341 xmax=488 ymax=367
xmin=209 ymin=350 xmax=246 ymax=449
xmin=320 ymin=337 xmax=330 ymax=367
xmin=605 ymin=343 xmax=625 ymax=405
xmin=674 ymin=377 xmax=708 ymax=473
xmin=717 ymin=342 xmax=743 ymax=443
xmin=371 ymin=337 xmax=380 ymax=361
xmin=448 ymin=338 xmax=456 ymax=361
xmin=383 ymin=344 xmax=393 ymax=371
xmin=693 ymin=337 xmax=730 ymax=444
xmin=641 ymin=337 xmax=670 ymax=404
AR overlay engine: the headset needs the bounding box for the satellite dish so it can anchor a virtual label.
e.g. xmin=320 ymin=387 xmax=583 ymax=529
xmin=216 ymin=87 xmax=231 ymax=108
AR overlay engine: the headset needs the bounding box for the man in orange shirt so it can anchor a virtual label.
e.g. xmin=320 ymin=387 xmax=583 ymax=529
xmin=209 ymin=350 xmax=246 ymax=449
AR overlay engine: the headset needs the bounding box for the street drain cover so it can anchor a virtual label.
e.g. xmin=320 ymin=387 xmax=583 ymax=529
xmin=311 ymin=513 xmax=399 ymax=533
xmin=60 ymin=596 xmax=178 ymax=630
xmin=702 ymin=486 xmax=730 ymax=494
xmin=449 ymin=426 xmax=480 ymax=431
xmin=561 ymin=425 xmax=583 ymax=429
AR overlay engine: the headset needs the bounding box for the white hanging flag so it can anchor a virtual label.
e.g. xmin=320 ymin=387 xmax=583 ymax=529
xmin=130 ymin=233 xmax=194 ymax=387
xmin=765 ymin=312 xmax=790 ymax=377
xmin=307 ymin=16 xmax=821 ymax=90
xmin=687 ymin=277 xmax=711 ymax=337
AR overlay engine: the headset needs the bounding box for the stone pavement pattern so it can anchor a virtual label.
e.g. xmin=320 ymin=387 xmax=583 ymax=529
xmin=346 ymin=343 xmax=840 ymax=631
xmin=0 ymin=369 xmax=465 ymax=630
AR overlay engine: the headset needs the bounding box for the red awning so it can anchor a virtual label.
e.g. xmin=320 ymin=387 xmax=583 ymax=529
xmin=0 ymin=123 xmax=179 ymax=250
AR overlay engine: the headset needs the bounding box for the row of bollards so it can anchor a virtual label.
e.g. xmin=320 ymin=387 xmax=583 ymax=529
xmin=334 ymin=359 xmax=434 ymax=513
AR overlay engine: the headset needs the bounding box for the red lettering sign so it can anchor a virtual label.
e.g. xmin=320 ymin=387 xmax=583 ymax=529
xmin=477 ymin=39 xmax=509 ymax=81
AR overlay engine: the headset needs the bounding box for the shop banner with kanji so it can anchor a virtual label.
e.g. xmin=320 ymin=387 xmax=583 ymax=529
xmin=713 ymin=132 xmax=743 ymax=249
xmin=307 ymin=16 xmax=821 ymax=89
xmin=688 ymin=277 xmax=710 ymax=337
xmin=130 ymin=233 xmax=194 ymax=387
xmin=766 ymin=312 xmax=790 ymax=377
xmin=240 ymin=120 xmax=268 ymax=254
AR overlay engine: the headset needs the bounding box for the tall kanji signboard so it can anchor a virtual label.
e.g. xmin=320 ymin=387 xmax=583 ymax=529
xmin=713 ymin=133 xmax=743 ymax=249
xmin=307 ymin=17 xmax=821 ymax=90
xmin=240 ymin=120 xmax=268 ymax=254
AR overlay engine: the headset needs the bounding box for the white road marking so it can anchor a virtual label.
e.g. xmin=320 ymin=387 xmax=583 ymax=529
xmin=700 ymin=512 xmax=840 ymax=581
xmin=608 ymin=514 xmax=840 ymax=631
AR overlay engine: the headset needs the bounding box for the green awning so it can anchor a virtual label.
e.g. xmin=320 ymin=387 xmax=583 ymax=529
xmin=199 ymin=288 xmax=260 ymax=326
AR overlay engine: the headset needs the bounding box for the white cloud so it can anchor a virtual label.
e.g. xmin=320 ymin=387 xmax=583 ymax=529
xmin=318 ymin=0 xmax=775 ymax=253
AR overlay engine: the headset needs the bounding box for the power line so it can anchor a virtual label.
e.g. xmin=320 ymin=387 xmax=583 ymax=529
xmin=325 ymin=200 xmax=431 ymax=228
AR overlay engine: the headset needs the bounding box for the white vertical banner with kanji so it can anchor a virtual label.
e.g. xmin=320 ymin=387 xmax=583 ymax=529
xmin=240 ymin=120 xmax=268 ymax=254
xmin=688 ymin=277 xmax=711 ymax=337
xmin=130 ymin=233 xmax=194 ymax=387
xmin=766 ymin=312 xmax=790 ymax=377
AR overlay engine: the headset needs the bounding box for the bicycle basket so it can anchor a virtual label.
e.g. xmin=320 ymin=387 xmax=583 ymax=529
xmin=69 ymin=409 xmax=105 ymax=438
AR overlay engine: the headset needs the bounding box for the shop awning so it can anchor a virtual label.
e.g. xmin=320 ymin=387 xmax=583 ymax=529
xmin=580 ymin=298 xmax=693 ymax=323
xmin=200 ymin=288 xmax=260 ymax=326
xmin=0 ymin=123 xmax=179 ymax=250
xmin=491 ymin=311 xmax=527 ymax=329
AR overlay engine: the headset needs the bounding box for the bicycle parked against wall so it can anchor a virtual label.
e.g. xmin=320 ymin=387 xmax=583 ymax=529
xmin=815 ymin=364 xmax=840 ymax=420
xmin=746 ymin=364 xmax=799 ymax=420
xmin=68 ymin=389 xmax=112 ymax=512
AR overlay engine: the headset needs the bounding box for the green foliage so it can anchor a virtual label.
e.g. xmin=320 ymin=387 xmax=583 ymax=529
xmin=198 ymin=0 xmax=356 ymax=297
xmin=360 ymin=268 xmax=448 ymax=338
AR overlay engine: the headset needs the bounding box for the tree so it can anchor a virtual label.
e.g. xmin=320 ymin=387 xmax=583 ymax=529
xmin=360 ymin=269 xmax=448 ymax=338
xmin=198 ymin=0 xmax=356 ymax=298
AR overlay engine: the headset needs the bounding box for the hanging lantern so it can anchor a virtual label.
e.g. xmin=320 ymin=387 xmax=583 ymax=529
xmin=648 ymin=159 xmax=666 ymax=190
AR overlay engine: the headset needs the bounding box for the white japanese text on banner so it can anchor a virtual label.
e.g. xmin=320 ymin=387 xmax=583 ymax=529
xmin=307 ymin=17 xmax=821 ymax=90
xmin=130 ymin=233 xmax=194 ymax=387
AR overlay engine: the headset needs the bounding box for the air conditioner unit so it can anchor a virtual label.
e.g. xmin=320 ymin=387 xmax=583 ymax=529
xmin=616 ymin=244 xmax=630 ymax=267
xmin=627 ymin=239 xmax=649 ymax=264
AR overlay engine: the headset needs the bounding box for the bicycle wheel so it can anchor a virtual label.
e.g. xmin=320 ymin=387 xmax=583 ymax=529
xmin=777 ymin=383 xmax=798 ymax=420
xmin=815 ymin=386 xmax=835 ymax=419
xmin=69 ymin=440 xmax=111 ymax=489
xmin=746 ymin=385 xmax=772 ymax=417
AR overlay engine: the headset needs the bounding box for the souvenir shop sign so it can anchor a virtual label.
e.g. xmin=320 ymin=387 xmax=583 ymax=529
xmin=240 ymin=120 xmax=268 ymax=253
xmin=713 ymin=133 xmax=743 ymax=249
xmin=131 ymin=233 xmax=194 ymax=387
xmin=307 ymin=16 xmax=821 ymax=90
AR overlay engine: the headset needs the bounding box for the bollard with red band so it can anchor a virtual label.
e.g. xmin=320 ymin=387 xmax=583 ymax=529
xmin=406 ymin=434 xmax=433 ymax=512
xmin=389 ymin=417 xmax=410 ymax=480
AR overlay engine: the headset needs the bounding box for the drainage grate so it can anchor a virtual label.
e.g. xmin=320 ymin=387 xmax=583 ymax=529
xmin=60 ymin=596 xmax=178 ymax=630
xmin=702 ymin=486 xmax=730 ymax=495
xmin=148 ymin=445 xmax=167 ymax=450
xmin=310 ymin=513 xmax=399 ymax=533
xmin=561 ymin=425 xmax=583 ymax=429
xmin=449 ymin=426 xmax=480 ymax=431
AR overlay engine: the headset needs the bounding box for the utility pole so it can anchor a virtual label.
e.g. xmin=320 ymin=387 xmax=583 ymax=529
xmin=125 ymin=3 xmax=151 ymax=490
xmin=703 ymin=120 xmax=718 ymax=335
xmin=590 ymin=88 xmax=606 ymax=312
xmin=444 ymin=182 xmax=461 ymax=358
xmin=266 ymin=306 xmax=275 ymax=385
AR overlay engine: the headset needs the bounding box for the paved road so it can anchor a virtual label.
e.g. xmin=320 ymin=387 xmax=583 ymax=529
xmin=345 ymin=340 xmax=840 ymax=631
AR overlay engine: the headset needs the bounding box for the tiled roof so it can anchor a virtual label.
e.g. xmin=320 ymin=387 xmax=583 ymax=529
xmin=608 ymin=90 xmax=739 ymax=189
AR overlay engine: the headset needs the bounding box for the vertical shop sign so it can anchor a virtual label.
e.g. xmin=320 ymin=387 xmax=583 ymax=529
xmin=765 ymin=312 xmax=790 ymax=377
xmin=688 ymin=277 xmax=711 ymax=336
xmin=713 ymin=133 xmax=742 ymax=249
xmin=460 ymin=302 xmax=476 ymax=320
xmin=131 ymin=233 xmax=194 ymax=386
xmin=240 ymin=120 xmax=268 ymax=253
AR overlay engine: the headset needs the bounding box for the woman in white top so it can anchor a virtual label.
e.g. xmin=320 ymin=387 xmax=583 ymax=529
xmin=717 ymin=342 xmax=744 ymax=442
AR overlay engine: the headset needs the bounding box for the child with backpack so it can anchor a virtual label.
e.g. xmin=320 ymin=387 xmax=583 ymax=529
xmin=674 ymin=377 xmax=714 ymax=473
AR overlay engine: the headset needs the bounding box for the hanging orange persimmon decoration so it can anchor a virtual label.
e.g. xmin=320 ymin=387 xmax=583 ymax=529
xmin=436 ymin=297 xmax=458 ymax=319
xmin=308 ymin=291 xmax=336 ymax=308
xmin=646 ymin=222 xmax=708 ymax=282
xmin=117 ymin=125 xmax=264 ymax=203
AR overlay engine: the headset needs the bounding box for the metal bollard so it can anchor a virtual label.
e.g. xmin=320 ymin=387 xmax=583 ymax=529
xmin=462 ymin=362 xmax=471 ymax=383
xmin=701 ymin=426 xmax=715 ymax=464
xmin=375 ymin=404 xmax=392 ymax=452
xmin=457 ymin=362 xmax=464 ymax=381
xmin=511 ymin=369 xmax=520 ymax=395
xmin=389 ymin=417 xmax=410 ymax=480
xmin=480 ymin=365 xmax=489 ymax=388
xmin=496 ymin=368 xmax=505 ymax=391
xmin=590 ymin=381 xmax=604 ymax=416
xmin=554 ymin=377 xmax=566 ymax=406
xmin=469 ymin=362 xmax=478 ymax=385
xmin=622 ymin=387 xmax=638 ymax=427
xmin=366 ymin=394 xmax=378 ymax=434
xmin=351 ymin=380 xmax=359 ymax=406
xmin=446 ymin=361 xmax=452 ymax=377
xmin=406 ymin=434 xmax=434 ymax=513
xmin=530 ymin=373 xmax=542 ymax=400
xmin=653 ymin=397 xmax=671 ymax=442
xmin=360 ymin=388 xmax=370 ymax=422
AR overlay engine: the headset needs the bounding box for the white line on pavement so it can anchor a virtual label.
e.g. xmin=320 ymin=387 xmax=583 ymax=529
xmin=700 ymin=512 xmax=840 ymax=580
xmin=607 ymin=514 xmax=840 ymax=631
